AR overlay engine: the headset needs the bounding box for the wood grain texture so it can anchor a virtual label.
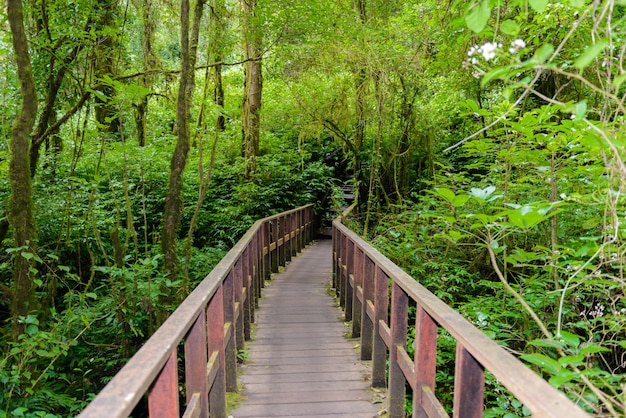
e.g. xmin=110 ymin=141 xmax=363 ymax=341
xmin=229 ymin=240 xmax=381 ymax=418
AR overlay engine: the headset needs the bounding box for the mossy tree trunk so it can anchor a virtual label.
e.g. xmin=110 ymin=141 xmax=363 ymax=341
xmin=160 ymin=0 xmax=206 ymax=310
xmin=7 ymin=0 xmax=39 ymax=339
xmin=241 ymin=0 xmax=262 ymax=178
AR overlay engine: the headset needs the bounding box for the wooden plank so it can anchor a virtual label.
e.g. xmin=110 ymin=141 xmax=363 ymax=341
xmin=230 ymin=241 xmax=381 ymax=418
xmin=453 ymin=345 xmax=484 ymax=418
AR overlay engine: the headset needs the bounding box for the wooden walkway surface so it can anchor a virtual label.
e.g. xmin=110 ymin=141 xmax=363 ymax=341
xmin=229 ymin=240 xmax=382 ymax=418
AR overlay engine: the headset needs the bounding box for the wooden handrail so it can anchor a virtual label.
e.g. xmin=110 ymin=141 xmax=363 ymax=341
xmin=332 ymin=216 xmax=591 ymax=418
xmin=79 ymin=205 xmax=314 ymax=418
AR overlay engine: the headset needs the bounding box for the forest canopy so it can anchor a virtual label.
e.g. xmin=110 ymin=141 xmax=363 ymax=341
xmin=1 ymin=0 xmax=626 ymax=416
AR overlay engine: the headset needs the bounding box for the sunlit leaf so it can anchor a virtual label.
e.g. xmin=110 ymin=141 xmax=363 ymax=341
xmin=573 ymin=40 xmax=608 ymax=70
xmin=500 ymin=19 xmax=520 ymax=36
xmin=465 ymin=0 xmax=492 ymax=33
xmin=529 ymin=0 xmax=549 ymax=12
xmin=521 ymin=353 xmax=562 ymax=375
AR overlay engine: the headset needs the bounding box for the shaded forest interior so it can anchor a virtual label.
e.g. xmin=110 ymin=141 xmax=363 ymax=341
xmin=2 ymin=0 xmax=626 ymax=416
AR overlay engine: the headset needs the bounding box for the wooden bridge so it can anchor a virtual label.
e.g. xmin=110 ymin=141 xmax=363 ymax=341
xmin=79 ymin=205 xmax=591 ymax=418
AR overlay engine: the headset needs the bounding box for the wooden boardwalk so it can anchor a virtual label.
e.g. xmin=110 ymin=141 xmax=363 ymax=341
xmin=229 ymin=239 xmax=382 ymax=418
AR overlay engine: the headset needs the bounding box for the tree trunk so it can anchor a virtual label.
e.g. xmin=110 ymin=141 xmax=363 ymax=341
xmin=353 ymin=0 xmax=368 ymax=206
xmin=241 ymin=0 xmax=262 ymax=178
xmin=134 ymin=0 xmax=158 ymax=146
xmin=210 ymin=0 xmax=226 ymax=132
xmin=93 ymin=0 xmax=121 ymax=136
xmin=161 ymin=0 xmax=206 ymax=293
xmin=7 ymin=0 xmax=39 ymax=339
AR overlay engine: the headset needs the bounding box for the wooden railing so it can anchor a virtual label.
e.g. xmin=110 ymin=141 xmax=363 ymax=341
xmin=332 ymin=215 xmax=591 ymax=418
xmin=79 ymin=205 xmax=314 ymax=418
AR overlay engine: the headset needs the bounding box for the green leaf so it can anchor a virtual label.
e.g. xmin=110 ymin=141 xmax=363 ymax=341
xmin=500 ymin=19 xmax=520 ymax=36
xmin=569 ymin=0 xmax=586 ymax=6
xmin=574 ymin=100 xmax=587 ymax=120
xmin=558 ymin=331 xmax=580 ymax=348
xmin=469 ymin=185 xmax=498 ymax=202
xmin=521 ymin=353 xmax=562 ymax=375
xmin=529 ymin=0 xmax=549 ymax=12
xmin=533 ymin=43 xmax=555 ymax=63
xmin=573 ymin=40 xmax=608 ymax=70
xmin=481 ymin=66 xmax=512 ymax=86
xmin=612 ymin=73 xmax=626 ymax=90
xmin=465 ymin=0 xmax=492 ymax=33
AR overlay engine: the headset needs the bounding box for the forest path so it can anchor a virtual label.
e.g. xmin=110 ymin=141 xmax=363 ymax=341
xmin=228 ymin=239 xmax=382 ymax=418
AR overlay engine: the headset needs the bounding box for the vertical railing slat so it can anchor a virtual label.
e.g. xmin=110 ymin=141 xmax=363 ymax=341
xmin=222 ymin=271 xmax=237 ymax=392
xmin=148 ymin=350 xmax=179 ymax=418
xmin=412 ymin=306 xmax=438 ymax=418
xmin=351 ymin=247 xmax=364 ymax=338
xmin=389 ymin=282 xmax=409 ymax=418
xmin=360 ymin=254 xmax=375 ymax=361
xmin=453 ymin=345 xmax=485 ymax=418
xmin=271 ymin=218 xmax=279 ymax=273
xmin=184 ymin=311 xmax=208 ymax=417
xmin=345 ymin=239 xmax=354 ymax=321
xmin=207 ymin=287 xmax=226 ymax=418
xmin=372 ymin=265 xmax=389 ymax=388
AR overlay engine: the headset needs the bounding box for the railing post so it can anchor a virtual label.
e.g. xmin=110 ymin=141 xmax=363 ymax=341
xmin=453 ymin=345 xmax=485 ymax=418
xmin=413 ymin=306 xmax=438 ymax=418
xmin=223 ymin=271 xmax=237 ymax=392
xmin=285 ymin=213 xmax=292 ymax=263
xmin=271 ymin=218 xmax=279 ymax=273
xmin=345 ymin=239 xmax=355 ymax=322
xmin=184 ymin=311 xmax=208 ymax=417
xmin=351 ymin=247 xmax=364 ymax=338
xmin=338 ymin=232 xmax=346 ymax=308
xmin=242 ymin=248 xmax=251 ymax=339
xmin=234 ymin=258 xmax=245 ymax=354
xmin=372 ymin=265 xmax=389 ymax=388
xmin=263 ymin=221 xmax=270 ymax=283
xmin=291 ymin=212 xmax=297 ymax=257
xmin=148 ymin=350 xmax=179 ymax=418
xmin=389 ymin=282 xmax=409 ymax=418
xmin=207 ymin=287 xmax=226 ymax=418
xmin=278 ymin=215 xmax=285 ymax=267
xmin=332 ymin=226 xmax=338 ymax=291
xmin=360 ymin=255 xmax=375 ymax=361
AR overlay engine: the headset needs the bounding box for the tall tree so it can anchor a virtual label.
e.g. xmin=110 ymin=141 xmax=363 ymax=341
xmin=241 ymin=0 xmax=262 ymax=177
xmin=134 ymin=0 xmax=159 ymax=146
xmin=7 ymin=0 xmax=39 ymax=338
xmin=210 ymin=0 xmax=227 ymax=132
xmin=93 ymin=0 xmax=121 ymax=135
xmin=161 ymin=0 xmax=206 ymax=289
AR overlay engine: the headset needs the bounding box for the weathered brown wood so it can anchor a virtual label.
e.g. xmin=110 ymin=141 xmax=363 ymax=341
xmin=222 ymin=271 xmax=237 ymax=392
xmin=453 ymin=345 xmax=484 ymax=418
xmin=230 ymin=241 xmax=380 ymax=418
xmin=389 ymin=282 xmax=409 ymax=418
xmin=271 ymin=218 xmax=279 ymax=273
xmin=262 ymin=221 xmax=270 ymax=282
xmin=181 ymin=392 xmax=201 ymax=418
xmin=372 ymin=265 xmax=389 ymax=388
xmin=360 ymin=254 xmax=375 ymax=361
xmin=234 ymin=259 xmax=245 ymax=361
xmin=184 ymin=312 xmax=208 ymax=417
xmin=278 ymin=215 xmax=286 ymax=267
xmin=207 ymin=287 xmax=226 ymax=418
xmin=413 ymin=306 xmax=439 ymax=418
xmin=351 ymin=247 xmax=364 ymax=338
xmin=148 ymin=350 xmax=179 ymax=418
xmin=345 ymin=239 xmax=355 ymax=322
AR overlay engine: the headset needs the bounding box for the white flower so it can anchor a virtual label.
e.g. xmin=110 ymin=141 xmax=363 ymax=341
xmin=479 ymin=42 xmax=499 ymax=61
xmin=509 ymin=39 xmax=526 ymax=54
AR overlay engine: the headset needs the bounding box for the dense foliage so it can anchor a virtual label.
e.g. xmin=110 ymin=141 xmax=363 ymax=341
xmin=1 ymin=0 xmax=625 ymax=416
